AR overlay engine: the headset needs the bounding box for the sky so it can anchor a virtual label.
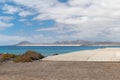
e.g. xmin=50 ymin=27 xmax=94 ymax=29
xmin=0 ymin=0 xmax=120 ymax=45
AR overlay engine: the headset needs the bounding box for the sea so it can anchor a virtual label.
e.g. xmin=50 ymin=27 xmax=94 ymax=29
xmin=0 ymin=46 xmax=120 ymax=56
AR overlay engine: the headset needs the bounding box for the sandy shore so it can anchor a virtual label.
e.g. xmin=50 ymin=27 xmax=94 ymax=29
xmin=1 ymin=48 xmax=120 ymax=80
xmin=1 ymin=61 xmax=120 ymax=80
xmin=43 ymin=48 xmax=120 ymax=61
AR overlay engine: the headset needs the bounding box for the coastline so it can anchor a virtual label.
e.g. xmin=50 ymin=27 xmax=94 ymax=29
xmin=1 ymin=48 xmax=120 ymax=80
xmin=16 ymin=44 xmax=120 ymax=46
xmin=43 ymin=48 xmax=120 ymax=61
xmin=15 ymin=44 xmax=82 ymax=46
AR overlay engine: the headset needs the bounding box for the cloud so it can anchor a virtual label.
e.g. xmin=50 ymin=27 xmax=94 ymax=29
xmin=19 ymin=19 xmax=27 ymax=22
xmin=1 ymin=0 xmax=120 ymax=42
xmin=10 ymin=0 xmax=120 ymax=24
xmin=0 ymin=21 xmax=13 ymax=30
xmin=2 ymin=4 xmax=20 ymax=14
xmin=18 ymin=11 xmax=34 ymax=17
xmin=30 ymin=34 xmax=55 ymax=42
xmin=2 ymin=4 xmax=35 ymax=17
xmin=37 ymin=27 xmax=58 ymax=31
xmin=0 ymin=16 xmax=14 ymax=22
xmin=0 ymin=34 xmax=27 ymax=45
xmin=0 ymin=34 xmax=54 ymax=45
xmin=0 ymin=16 xmax=14 ymax=30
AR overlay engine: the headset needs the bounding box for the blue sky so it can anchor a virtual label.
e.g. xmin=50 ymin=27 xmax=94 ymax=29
xmin=0 ymin=0 xmax=120 ymax=45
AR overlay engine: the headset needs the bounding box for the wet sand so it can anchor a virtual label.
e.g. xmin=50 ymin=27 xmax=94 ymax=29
xmin=0 ymin=61 xmax=120 ymax=80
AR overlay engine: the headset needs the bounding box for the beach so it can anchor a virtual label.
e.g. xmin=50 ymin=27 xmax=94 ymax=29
xmin=43 ymin=48 xmax=120 ymax=61
xmin=1 ymin=48 xmax=120 ymax=80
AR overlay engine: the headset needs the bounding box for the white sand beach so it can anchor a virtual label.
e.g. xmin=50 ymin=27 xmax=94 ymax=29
xmin=43 ymin=48 xmax=120 ymax=61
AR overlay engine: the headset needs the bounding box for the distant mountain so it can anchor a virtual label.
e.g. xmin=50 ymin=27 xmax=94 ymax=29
xmin=54 ymin=40 xmax=120 ymax=46
xmin=15 ymin=41 xmax=33 ymax=46
xmin=15 ymin=41 xmax=81 ymax=46
xmin=54 ymin=40 xmax=92 ymax=44
xmin=15 ymin=40 xmax=120 ymax=46
xmin=54 ymin=40 xmax=115 ymax=44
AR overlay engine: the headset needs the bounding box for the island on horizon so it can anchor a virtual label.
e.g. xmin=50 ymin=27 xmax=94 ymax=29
xmin=13 ymin=40 xmax=120 ymax=46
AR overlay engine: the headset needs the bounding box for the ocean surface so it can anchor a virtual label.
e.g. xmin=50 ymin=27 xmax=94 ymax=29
xmin=0 ymin=46 xmax=120 ymax=56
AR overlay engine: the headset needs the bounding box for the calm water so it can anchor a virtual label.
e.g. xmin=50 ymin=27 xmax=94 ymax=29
xmin=0 ymin=46 xmax=120 ymax=56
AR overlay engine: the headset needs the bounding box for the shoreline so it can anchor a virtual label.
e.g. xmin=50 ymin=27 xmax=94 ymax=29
xmin=1 ymin=48 xmax=120 ymax=80
xmin=43 ymin=48 xmax=120 ymax=61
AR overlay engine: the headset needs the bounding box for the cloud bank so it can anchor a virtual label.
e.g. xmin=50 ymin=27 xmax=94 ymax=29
xmin=0 ymin=0 xmax=120 ymax=44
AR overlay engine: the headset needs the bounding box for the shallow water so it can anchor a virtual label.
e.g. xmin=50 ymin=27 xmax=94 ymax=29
xmin=0 ymin=46 xmax=120 ymax=56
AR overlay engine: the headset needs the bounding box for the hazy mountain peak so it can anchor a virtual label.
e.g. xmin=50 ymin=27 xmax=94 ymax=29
xmin=16 ymin=41 xmax=32 ymax=45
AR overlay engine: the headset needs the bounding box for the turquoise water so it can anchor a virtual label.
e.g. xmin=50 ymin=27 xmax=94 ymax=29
xmin=0 ymin=46 xmax=120 ymax=56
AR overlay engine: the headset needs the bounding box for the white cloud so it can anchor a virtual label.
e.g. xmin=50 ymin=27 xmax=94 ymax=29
xmin=2 ymin=0 xmax=120 ymax=41
xmin=18 ymin=11 xmax=34 ymax=17
xmin=0 ymin=16 xmax=14 ymax=30
xmin=2 ymin=4 xmax=35 ymax=17
xmin=2 ymin=4 xmax=20 ymax=14
xmin=11 ymin=0 xmax=120 ymax=24
xmin=0 ymin=34 xmax=54 ymax=45
xmin=0 ymin=34 xmax=29 ymax=45
xmin=19 ymin=19 xmax=27 ymax=22
xmin=0 ymin=16 xmax=14 ymax=22
xmin=0 ymin=21 xmax=13 ymax=30
xmin=30 ymin=34 xmax=55 ymax=42
xmin=37 ymin=27 xmax=58 ymax=31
